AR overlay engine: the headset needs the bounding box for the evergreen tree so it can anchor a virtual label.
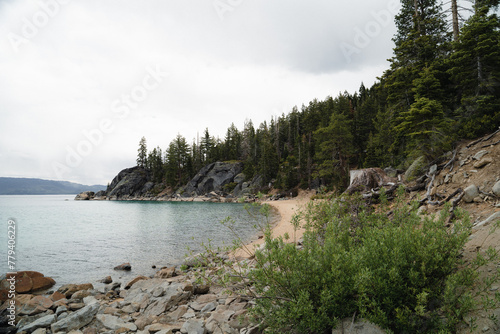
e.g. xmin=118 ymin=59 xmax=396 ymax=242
xmin=448 ymin=0 xmax=500 ymax=137
xmin=395 ymin=68 xmax=451 ymax=160
xmin=147 ymin=146 xmax=164 ymax=183
xmin=382 ymin=0 xmax=451 ymax=163
xmin=165 ymin=134 xmax=191 ymax=187
xmin=314 ymin=107 xmax=354 ymax=191
xmin=137 ymin=136 xmax=148 ymax=168
xmin=200 ymin=128 xmax=214 ymax=164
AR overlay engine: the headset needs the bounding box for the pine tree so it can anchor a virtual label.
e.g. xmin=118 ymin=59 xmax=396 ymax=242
xmin=165 ymin=135 xmax=191 ymax=187
xmin=137 ymin=137 xmax=147 ymax=168
xmin=382 ymin=0 xmax=451 ymax=162
xmin=395 ymin=68 xmax=451 ymax=160
xmin=314 ymin=105 xmax=354 ymax=191
xmin=448 ymin=0 xmax=500 ymax=137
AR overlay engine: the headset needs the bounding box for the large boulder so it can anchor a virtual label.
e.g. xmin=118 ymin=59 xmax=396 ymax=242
xmin=0 ymin=272 xmax=55 ymax=298
xmin=346 ymin=168 xmax=396 ymax=194
xmin=404 ymin=156 xmax=428 ymax=182
xmin=182 ymin=162 xmax=244 ymax=196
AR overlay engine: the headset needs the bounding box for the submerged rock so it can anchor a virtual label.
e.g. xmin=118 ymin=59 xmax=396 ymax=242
xmin=113 ymin=262 xmax=132 ymax=271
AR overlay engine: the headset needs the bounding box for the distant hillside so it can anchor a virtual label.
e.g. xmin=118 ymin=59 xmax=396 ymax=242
xmin=0 ymin=177 xmax=106 ymax=195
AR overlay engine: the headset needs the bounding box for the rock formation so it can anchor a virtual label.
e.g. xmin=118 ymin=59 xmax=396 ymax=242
xmin=75 ymin=161 xmax=262 ymax=202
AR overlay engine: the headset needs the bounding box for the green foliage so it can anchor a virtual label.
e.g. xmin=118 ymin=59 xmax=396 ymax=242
xmin=244 ymin=192 xmax=498 ymax=333
xmin=222 ymin=182 xmax=238 ymax=193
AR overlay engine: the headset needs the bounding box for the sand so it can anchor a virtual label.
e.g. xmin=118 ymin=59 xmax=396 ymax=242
xmin=234 ymin=191 xmax=313 ymax=259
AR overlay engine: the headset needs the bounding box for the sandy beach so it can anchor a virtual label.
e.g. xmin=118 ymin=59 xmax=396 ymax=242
xmin=235 ymin=191 xmax=313 ymax=259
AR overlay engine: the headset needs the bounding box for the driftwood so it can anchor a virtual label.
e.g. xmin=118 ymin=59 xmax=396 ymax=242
xmin=481 ymin=139 xmax=500 ymax=148
xmin=443 ymin=149 xmax=457 ymax=172
xmin=467 ymin=127 xmax=500 ymax=148
xmin=445 ymin=190 xmax=465 ymax=226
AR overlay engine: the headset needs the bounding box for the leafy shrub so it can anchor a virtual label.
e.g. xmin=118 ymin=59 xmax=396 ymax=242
xmin=245 ymin=189 xmax=496 ymax=333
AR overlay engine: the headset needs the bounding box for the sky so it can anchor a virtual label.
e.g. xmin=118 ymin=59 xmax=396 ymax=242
xmin=0 ymin=0 xmax=401 ymax=185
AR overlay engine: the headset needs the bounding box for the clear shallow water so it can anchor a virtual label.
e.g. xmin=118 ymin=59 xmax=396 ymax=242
xmin=0 ymin=195 xmax=267 ymax=288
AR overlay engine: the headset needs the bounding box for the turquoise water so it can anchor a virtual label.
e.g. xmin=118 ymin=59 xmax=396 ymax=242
xmin=0 ymin=195 xmax=267 ymax=288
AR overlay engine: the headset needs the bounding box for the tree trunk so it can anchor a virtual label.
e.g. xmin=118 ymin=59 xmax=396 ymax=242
xmin=451 ymin=0 xmax=460 ymax=41
xmin=414 ymin=0 xmax=421 ymax=32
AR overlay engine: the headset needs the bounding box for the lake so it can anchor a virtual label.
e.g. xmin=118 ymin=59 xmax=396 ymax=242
xmin=0 ymin=195 xmax=269 ymax=288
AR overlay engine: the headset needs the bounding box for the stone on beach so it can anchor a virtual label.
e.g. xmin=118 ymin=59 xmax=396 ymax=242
xmin=50 ymin=303 xmax=100 ymax=332
xmin=0 ymin=271 xmax=55 ymax=297
xmin=125 ymin=275 xmax=149 ymax=289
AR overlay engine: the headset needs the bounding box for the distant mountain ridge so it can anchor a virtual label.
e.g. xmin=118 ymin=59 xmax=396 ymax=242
xmin=0 ymin=177 xmax=106 ymax=195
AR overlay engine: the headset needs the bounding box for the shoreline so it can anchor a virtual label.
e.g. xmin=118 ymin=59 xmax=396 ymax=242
xmin=235 ymin=191 xmax=312 ymax=259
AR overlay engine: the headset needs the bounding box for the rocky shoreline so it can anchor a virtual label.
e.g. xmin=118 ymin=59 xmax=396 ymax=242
xmin=75 ymin=162 xmax=266 ymax=203
xmin=0 ymin=198 xmax=291 ymax=334
xmin=1 ymin=258 xmax=263 ymax=334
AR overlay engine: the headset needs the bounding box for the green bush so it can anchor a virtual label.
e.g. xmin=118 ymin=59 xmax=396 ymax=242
xmin=245 ymin=189 xmax=493 ymax=333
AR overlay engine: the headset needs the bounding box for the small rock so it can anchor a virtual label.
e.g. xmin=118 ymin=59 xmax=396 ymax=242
xmin=125 ymin=276 xmax=149 ymax=290
xmin=32 ymin=328 xmax=47 ymax=334
xmin=50 ymin=291 xmax=66 ymax=302
xmin=473 ymin=157 xmax=493 ymax=169
xmin=114 ymin=263 xmax=132 ymax=271
xmin=51 ymin=303 xmax=99 ymax=332
xmin=101 ymin=276 xmax=113 ymax=284
xmin=68 ymin=302 xmax=85 ymax=310
xmin=463 ymin=184 xmax=479 ymax=203
xmin=154 ymin=267 xmax=176 ymax=279
xmin=82 ymin=328 xmax=98 ymax=334
xmin=194 ymin=285 xmax=210 ymax=295
xmin=134 ymin=316 xmax=154 ymax=331
xmin=492 ymin=181 xmax=500 ymax=197
xmin=71 ymin=290 xmax=92 ymax=300
xmin=201 ymin=302 xmax=217 ymax=314
xmin=181 ymin=319 xmax=207 ymax=334
xmin=18 ymin=314 xmax=56 ymax=333
xmin=96 ymin=314 xmax=137 ymax=331
xmin=55 ymin=306 xmax=68 ymax=316
xmin=474 ymin=150 xmax=489 ymax=160
xmin=429 ymin=164 xmax=438 ymax=176
xmin=152 ymin=286 xmax=164 ymax=297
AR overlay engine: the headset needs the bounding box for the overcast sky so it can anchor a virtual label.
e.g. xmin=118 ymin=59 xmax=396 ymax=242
xmin=0 ymin=0 xmax=400 ymax=185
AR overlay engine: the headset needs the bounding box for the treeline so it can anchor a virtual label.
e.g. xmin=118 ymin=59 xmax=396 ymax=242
xmin=137 ymin=0 xmax=500 ymax=192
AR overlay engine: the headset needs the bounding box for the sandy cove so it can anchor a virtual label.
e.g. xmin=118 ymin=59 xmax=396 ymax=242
xmin=235 ymin=191 xmax=313 ymax=259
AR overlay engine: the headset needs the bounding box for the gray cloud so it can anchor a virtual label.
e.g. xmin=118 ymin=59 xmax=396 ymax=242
xmin=0 ymin=0 xmax=398 ymax=185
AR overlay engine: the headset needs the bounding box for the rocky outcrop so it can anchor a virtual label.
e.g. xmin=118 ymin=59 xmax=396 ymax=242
xmin=74 ymin=191 xmax=95 ymax=200
xmin=75 ymin=162 xmax=262 ymax=201
xmin=106 ymin=166 xmax=153 ymax=200
xmin=181 ymin=162 xmax=244 ymax=197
